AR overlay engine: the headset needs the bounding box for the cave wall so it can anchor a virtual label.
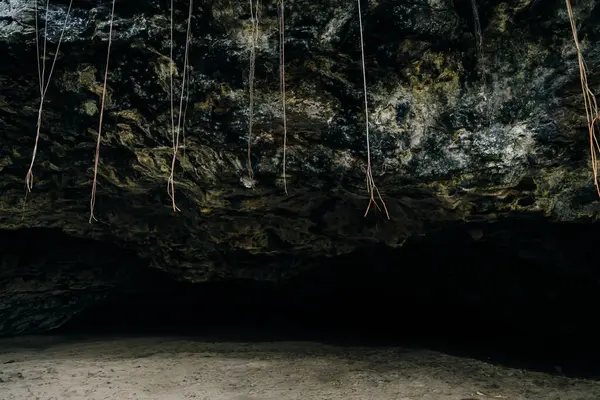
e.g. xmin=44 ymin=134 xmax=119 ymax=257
xmin=0 ymin=228 xmax=139 ymax=335
xmin=1 ymin=0 xmax=600 ymax=335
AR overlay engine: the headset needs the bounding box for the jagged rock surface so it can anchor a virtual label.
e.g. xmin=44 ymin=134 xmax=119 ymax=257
xmin=0 ymin=0 xmax=599 ymax=335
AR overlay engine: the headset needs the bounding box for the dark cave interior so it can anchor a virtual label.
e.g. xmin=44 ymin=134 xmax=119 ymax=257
xmin=2 ymin=219 xmax=600 ymax=379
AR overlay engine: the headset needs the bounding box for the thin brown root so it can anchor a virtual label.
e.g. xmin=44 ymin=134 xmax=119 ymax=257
xmin=89 ymin=0 xmax=116 ymax=223
xmin=357 ymin=0 xmax=389 ymax=219
xmin=170 ymin=0 xmax=175 ymax=153
xmin=25 ymin=0 xmax=73 ymax=193
xmin=34 ymin=0 xmax=43 ymax=94
xmin=363 ymin=171 xmax=390 ymax=219
xmin=181 ymin=55 xmax=191 ymax=161
xmin=25 ymin=0 xmax=45 ymax=194
xmin=566 ymin=0 xmax=600 ymax=197
xmin=167 ymin=0 xmax=193 ymax=212
xmin=278 ymin=0 xmax=288 ymax=195
xmin=246 ymin=0 xmax=259 ymax=182
xmin=40 ymin=0 xmax=50 ymax=94
xmin=167 ymin=0 xmax=177 ymax=210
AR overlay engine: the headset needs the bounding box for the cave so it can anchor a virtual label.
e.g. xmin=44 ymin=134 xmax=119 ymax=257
xmin=3 ymin=220 xmax=600 ymax=381
xmin=3 ymin=0 xmax=600 ymax=397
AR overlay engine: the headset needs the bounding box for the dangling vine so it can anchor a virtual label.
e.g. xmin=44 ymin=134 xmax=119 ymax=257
xmin=181 ymin=47 xmax=192 ymax=162
xmin=565 ymin=0 xmax=600 ymax=197
xmin=24 ymin=0 xmax=73 ymax=196
xmin=278 ymin=0 xmax=288 ymax=194
xmin=89 ymin=0 xmax=116 ymax=223
xmin=357 ymin=0 xmax=389 ymax=219
xmin=167 ymin=0 xmax=194 ymax=212
xmin=246 ymin=0 xmax=260 ymax=186
xmin=167 ymin=0 xmax=176 ymax=207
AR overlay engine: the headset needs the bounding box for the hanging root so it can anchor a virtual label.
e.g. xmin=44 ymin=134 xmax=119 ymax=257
xmin=246 ymin=0 xmax=259 ymax=183
xmin=181 ymin=50 xmax=192 ymax=161
xmin=364 ymin=172 xmax=389 ymax=218
xmin=89 ymin=0 xmax=116 ymax=223
xmin=357 ymin=0 xmax=389 ymax=219
xmin=25 ymin=0 xmax=73 ymax=194
xmin=166 ymin=0 xmax=176 ymax=209
xmin=167 ymin=0 xmax=194 ymax=212
xmin=566 ymin=0 xmax=600 ymax=196
xmin=278 ymin=0 xmax=288 ymax=194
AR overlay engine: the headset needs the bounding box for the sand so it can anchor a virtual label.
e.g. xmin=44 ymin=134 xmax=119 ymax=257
xmin=0 ymin=335 xmax=598 ymax=400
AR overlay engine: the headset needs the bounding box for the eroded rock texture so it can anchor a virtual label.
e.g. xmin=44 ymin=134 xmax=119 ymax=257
xmin=1 ymin=0 xmax=599 ymax=335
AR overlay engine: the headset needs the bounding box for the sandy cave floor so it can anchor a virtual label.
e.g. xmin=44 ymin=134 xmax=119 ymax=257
xmin=0 ymin=335 xmax=598 ymax=400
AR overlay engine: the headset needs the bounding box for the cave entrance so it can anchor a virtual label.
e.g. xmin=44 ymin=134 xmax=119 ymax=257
xmin=3 ymin=219 xmax=600 ymax=379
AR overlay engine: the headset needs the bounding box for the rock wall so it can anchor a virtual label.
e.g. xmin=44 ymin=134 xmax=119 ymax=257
xmin=0 ymin=0 xmax=599 ymax=335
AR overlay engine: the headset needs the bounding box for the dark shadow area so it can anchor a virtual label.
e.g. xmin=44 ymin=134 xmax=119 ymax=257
xmin=41 ymin=217 xmax=600 ymax=380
